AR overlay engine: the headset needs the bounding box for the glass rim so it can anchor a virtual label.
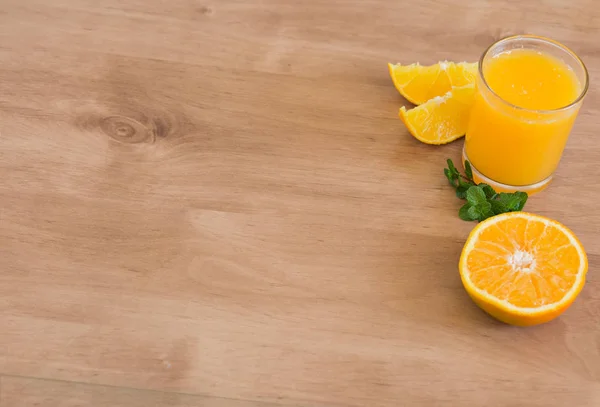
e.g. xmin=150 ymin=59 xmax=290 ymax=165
xmin=478 ymin=34 xmax=589 ymax=114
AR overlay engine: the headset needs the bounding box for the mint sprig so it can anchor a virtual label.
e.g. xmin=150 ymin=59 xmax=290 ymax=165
xmin=444 ymin=159 xmax=528 ymax=222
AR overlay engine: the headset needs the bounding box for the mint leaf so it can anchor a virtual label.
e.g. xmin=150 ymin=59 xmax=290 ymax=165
xmin=456 ymin=183 xmax=470 ymax=199
xmin=459 ymin=203 xmax=474 ymax=221
xmin=444 ymin=168 xmax=454 ymax=186
xmin=468 ymin=201 xmax=494 ymax=222
xmin=444 ymin=162 xmax=459 ymax=187
xmin=490 ymin=199 xmax=507 ymax=215
xmin=464 ymin=160 xmax=473 ymax=181
xmin=443 ymin=159 xmax=529 ymax=222
xmin=498 ymin=193 xmax=518 ymax=209
xmin=456 ymin=178 xmax=472 ymax=199
xmin=479 ymin=201 xmax=494 ymax=220
xmin=498 ymin=192 xmax=527 ymax=212
xmin=466 ymin=186 xmax=486 ymax=206
xmin=514 ymin=191 xmax=528 ymax=211
xmin=467 ymin=201 xmax=495 ymax=222
xmin=467 ymin=205 xmax=481 ymax=220
xmin=480 ymin=183 xmax=496 ymax=199
xmin=447 ymin=159 xmax=457 ymax=175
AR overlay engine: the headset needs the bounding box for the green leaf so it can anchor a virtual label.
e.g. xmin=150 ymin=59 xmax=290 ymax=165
xmin=466 ymin=186 xmax=486 ymax=206
xmin=456 ymin=178 xmax=472 ymax=199
xmin=444 ymin=161 xmax=459 ymax=187
xmin=443 ymin=158 xmax=529 ymax=222
xmin=447 ymin=159 xmax=457 ymax=174
xmin=478 ymin=201 xmax=494 ymax=220
xmin=467 ymin=205 xmax=481 ymax=220
xmin=466 ymin=201 xmax=494 ymax=222
xmin=444 ymin=168 xmax=453 ymax=186
xmin=458 ymin=177 xmax=471 ymax=186
xmin=498 ymin=193 xmax=517 ymax=209
xmin=498 ymin=192 xmax=528 ymax=212
xmin=456 ymin=183 xmax=470 ymax=199
xmin=490 ymin=199 xmax=507 ymax=215
xmin=514 ymin=191 xmax=528 ymax=211
xmin=479 ymin=183 xmax=497 ymax=199
xmin=464 ymin=160 xmax=473 ymax=181
xmin=458 ymin=203 xmax=475 ymax=221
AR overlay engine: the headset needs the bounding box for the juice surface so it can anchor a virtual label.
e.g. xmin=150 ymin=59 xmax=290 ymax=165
xmin=465 ymin=49 xmax=582 ymax=187
xmin=485 ymin=49 xmax=581 ymax=110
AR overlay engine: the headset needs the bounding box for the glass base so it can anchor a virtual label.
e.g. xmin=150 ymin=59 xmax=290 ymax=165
xmin=462 ymin=147 xmax=551 ymax=195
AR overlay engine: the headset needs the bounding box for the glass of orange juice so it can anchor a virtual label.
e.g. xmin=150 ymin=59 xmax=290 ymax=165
xmin=464 ymin=35 xmax=589 ymax=193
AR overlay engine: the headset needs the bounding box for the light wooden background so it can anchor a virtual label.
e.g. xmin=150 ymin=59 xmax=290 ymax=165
xmin=1 ymin=0 xmax=599 ymax=406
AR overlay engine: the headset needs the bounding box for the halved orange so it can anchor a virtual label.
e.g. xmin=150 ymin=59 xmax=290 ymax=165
xmin=388 ymin=61 xmax=478 ymax=105
xmin=459 ymin=212 xmax=588 ymax=326
xmin=399 ymin=84 xmax=475 ymax=145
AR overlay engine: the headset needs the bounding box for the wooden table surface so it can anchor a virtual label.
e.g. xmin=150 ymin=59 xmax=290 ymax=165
xmin=1 ymin=0 xmax=599 ymax=406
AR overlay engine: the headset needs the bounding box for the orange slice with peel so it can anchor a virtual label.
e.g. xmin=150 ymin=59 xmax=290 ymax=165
xmin=388 ymin=61 xmax=478 ymax=105
xmin=399 ymin=84 xmax=475 ymax=145
xmin=459 ymin=212 xmax=588 ymax=326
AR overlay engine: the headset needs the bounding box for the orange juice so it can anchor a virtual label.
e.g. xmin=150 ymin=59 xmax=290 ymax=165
xmin=464 ymin=36 xmax=587 ymax=190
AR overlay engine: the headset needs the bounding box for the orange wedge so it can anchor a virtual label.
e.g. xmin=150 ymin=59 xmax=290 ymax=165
xmin=388 ymin=61 xmax=478 ymax=105
xmin=399 ymin=84 xmax=475 ymax=145
xmin=459 ymin=212 xmax=588 ymax=326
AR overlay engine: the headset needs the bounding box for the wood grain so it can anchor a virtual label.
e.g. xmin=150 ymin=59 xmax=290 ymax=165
xmin=1 ymin=0 xmax=599 ymax=405
xmin=0 ymin=376 xmax=280 ymax=407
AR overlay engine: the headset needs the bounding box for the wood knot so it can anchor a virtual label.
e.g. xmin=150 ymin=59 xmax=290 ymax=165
xmin=100 ymin=116 xmax=153 ymax=144
xmin=198 ymin=5 xmax=213 ymax=15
